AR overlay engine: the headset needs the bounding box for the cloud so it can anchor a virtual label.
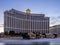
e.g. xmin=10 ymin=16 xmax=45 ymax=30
xmin=0 ymin=24 xmax=4 ymax=27
xmin=0 ymin=24 xmax=4 ymax=33
xmin=50 ymin=16 xmax=60 ymax=26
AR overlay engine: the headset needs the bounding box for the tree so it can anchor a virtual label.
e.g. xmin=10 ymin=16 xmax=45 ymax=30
xmin=42 ymin=33 xmax=46 ymax=38
xmin=53 ymin=34 xmax=57 ymax=38
xmin=36 ymin=32 xmax=41 ymax=39
xmin=9 ymin=31 xmax=15 ymax=36
xmin=4 ymin=31 xmax=8 ymax=35
xmin=22 ymin=33 xmax=30 ymax=39
xmin=19 ymin=32 xmax=23 ymax=36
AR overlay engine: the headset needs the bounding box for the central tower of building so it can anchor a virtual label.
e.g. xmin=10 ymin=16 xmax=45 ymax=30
xmin=26 ymin=9 xmax=31 ymax=14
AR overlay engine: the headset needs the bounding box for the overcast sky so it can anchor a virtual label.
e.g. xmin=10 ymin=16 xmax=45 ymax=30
xmin=0 ymin=0 xmax=60 ymax=32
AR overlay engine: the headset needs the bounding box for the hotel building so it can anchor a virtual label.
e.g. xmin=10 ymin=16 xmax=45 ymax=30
xmin=4 ymin=9 xmax=49 ymax=34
